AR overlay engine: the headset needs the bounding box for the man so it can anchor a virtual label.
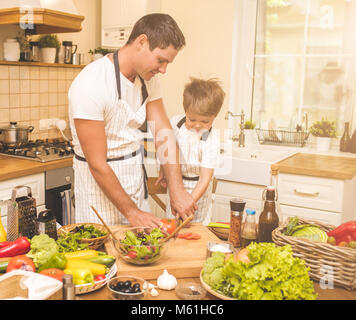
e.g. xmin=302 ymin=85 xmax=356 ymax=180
xmin=68 ymin=13 xmax=197 ymax=229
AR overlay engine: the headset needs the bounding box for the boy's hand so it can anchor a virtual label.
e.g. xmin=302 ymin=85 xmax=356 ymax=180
xmin=156 ymin=168 xmax=167 ymax=188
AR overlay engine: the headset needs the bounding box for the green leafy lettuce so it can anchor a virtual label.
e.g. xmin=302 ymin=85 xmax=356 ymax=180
xmin=27 ymin=234 xmax=59 ymax=268
xmin=202 ymin=242 xmax=317 ymax=300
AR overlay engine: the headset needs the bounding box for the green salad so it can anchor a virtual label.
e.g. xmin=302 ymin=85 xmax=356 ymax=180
xmin=120 ymin=228 xmax=164 ymax=264
xmin=202 ymin=242 xmax=317 ymax=300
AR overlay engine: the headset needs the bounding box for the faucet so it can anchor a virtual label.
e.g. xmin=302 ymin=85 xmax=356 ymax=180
xmin=225 ymin=110 xmax=245 ymax=147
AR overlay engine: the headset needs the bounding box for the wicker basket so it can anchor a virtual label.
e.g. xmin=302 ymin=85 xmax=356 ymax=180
xmin=272 ymin=217 xmax=356 ymax=290
xmin=57 ymin=223 xmax=109 ymax=250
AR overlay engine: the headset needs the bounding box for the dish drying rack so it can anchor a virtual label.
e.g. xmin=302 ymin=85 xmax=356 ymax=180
xmin=255 ymin=128 xmax=310 ymax=147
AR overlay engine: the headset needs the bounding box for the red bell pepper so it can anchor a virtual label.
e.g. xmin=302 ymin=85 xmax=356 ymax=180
xmin=327 ymin=221 xmax=356 ymax=243
xmin=0 ymin=237 xmax=31 ymax=258
xmin=0 ymin=241 xmax=12 ymax=249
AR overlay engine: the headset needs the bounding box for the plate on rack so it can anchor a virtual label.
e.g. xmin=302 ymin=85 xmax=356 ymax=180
xmin=199 ymin=271 xmax=235 ymax=300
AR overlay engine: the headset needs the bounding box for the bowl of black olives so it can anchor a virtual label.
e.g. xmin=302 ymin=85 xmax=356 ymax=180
xmin=107 ymin=276 xmax=147 ymax=300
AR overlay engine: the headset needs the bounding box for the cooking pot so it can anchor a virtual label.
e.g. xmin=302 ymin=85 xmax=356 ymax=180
xmin=0 ymin=122 xmax=34 ymax=146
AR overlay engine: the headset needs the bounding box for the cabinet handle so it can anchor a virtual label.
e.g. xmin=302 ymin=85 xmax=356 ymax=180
xmin=294 ymin=189 xmax=320 ymax=197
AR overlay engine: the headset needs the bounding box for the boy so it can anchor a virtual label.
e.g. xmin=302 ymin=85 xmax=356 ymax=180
xmin=156 ymin=77 xmax=225 ymax=225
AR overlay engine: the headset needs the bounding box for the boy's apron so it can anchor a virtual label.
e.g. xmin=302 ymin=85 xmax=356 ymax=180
xmin=165 ymin=116 xmax=213 ymax=226
xmin=73 ymin=50 xmax=149 ymax=225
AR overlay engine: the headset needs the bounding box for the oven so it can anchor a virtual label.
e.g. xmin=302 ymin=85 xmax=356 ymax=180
xmin=45 ymin=166 xmax=75 ymax=226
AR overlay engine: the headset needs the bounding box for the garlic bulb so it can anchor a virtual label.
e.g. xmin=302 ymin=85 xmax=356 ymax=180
xmin=150 ymin=288 xmax=159 ymax=297
xmin=157 ymin=269 xmax=177 ymax=290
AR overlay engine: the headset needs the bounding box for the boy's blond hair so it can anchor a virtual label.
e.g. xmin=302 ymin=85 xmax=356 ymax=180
xmin=183 ymin=77 xmax=225 ymax=117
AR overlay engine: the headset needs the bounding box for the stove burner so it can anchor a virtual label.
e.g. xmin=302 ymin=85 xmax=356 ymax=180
xmin=0 ymin=139 xmax=74 ymax=162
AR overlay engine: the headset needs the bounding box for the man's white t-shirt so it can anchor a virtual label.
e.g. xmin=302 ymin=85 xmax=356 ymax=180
xmin=68 ymin=55 xmax=161 ymax=158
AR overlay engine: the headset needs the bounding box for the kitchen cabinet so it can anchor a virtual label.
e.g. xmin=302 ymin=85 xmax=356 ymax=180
xmin=0 ymin=172 xmax=45 ymax=231
xmin=276 ymin=173 xmax=356 ymax=225
xmin=211 ymin=180 xmax=265 ymax=222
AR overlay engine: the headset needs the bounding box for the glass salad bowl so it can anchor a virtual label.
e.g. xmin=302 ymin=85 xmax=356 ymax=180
xmin=112 ymin=226 xmax=170 ymax=265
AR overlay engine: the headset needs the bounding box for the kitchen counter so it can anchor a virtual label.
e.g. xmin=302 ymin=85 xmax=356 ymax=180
xmin=271 ymin=153 xmax=356 ymax=180
xmin=0 ymin=155 xmax=73 ymax=181
xmin=80 ymin=277 xmax=356 ymax=301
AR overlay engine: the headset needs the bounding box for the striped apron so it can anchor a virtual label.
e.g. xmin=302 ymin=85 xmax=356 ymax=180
xmin=73 ymin=50 xmax=149 ymax=226
xmin=165 ymin=116 xmax=213 ymax=226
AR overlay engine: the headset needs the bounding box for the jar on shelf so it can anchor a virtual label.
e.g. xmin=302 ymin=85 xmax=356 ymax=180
xmin=3 ymin=39 xmax=20 ymax=62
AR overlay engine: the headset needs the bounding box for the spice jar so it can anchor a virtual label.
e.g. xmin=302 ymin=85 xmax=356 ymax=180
xmin=228 ymin=198 xmax=246 ymax=247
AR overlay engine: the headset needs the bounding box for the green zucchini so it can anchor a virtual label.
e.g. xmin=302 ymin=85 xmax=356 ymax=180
xmin=87 ymin=255 xmax=116 ymax=268
xmin=0 ymin=260 xmax=9 ymax=273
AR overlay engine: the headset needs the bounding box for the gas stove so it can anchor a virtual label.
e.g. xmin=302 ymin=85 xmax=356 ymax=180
xmin=0 ymin=139 xmax=74 ymax=162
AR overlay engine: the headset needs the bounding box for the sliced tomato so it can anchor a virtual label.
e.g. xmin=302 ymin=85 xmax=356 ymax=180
xmin=184 ymin=233 xmax=201 ymax=240
xmin=6 ymin=255 xmax=36 ymax=272
xmin=178 ymin=232 xmax=200 ymax=240
xmin=39 ymin=268 xmax=65 ymax=282
xmin=127 ymin=251 xmax=137 ymax=259
xmin=177 ymin=232 xmax=192 ymax=239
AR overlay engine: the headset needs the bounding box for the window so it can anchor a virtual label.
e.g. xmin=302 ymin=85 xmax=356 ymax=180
xmin=231 ymin=0 xmax=356 ymax=136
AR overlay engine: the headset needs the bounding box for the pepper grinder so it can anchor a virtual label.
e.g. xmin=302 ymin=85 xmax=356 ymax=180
xmin=62 ymin=274 xmax=75 ymax=300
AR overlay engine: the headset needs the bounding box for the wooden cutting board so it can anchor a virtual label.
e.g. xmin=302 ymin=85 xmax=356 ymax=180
xmin=104 ymin=223 xmax=220 ymax=280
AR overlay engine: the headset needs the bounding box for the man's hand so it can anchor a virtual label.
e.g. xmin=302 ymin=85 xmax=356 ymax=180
xmin=126 ymin=208 xmax=164 ymax=231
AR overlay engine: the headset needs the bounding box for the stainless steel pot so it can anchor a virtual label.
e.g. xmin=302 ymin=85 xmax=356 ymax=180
xmin=0 ymin=122 xmax=34 ymax=146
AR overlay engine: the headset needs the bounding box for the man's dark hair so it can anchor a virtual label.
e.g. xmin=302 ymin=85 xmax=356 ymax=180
xmin=127 ymin=13 xmax=186 ymax=50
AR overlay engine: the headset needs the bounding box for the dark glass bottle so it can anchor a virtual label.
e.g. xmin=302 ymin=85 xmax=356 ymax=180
xmin=257 ymin=186 xmax=279 ymax=243
xmin=340 ymin=122 xmax=351 ymax=152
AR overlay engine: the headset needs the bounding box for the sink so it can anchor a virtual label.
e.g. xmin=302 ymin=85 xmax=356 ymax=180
xmin=215 ymin=146 xmax=296 ymax=185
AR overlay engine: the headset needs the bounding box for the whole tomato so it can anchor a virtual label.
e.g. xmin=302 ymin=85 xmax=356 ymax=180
xmin=6 ymin=255 xmax=36 ymax=272
xmin=160 ymin=218 xmax=177 ymax=234
xmin=94 ymin=274 xmax=106 ymax=282
xmin=39 ymin=268 xmax=65 ymax=282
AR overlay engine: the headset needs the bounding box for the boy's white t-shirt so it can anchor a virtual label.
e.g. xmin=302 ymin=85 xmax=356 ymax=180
xmin=165 ymin=114 xmax=221 ymax=225
xmin=68 ymin=55 xmax=161 ymax=157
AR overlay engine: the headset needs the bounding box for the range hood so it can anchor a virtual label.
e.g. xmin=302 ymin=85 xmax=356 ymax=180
xmin=0 ymin=0 xmax=84 ymax=34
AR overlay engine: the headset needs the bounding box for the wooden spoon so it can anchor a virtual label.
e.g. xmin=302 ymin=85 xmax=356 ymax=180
xmin=90 ymin=205 xmax=120 ymax=243
xmin=159 ymin=214 xmax=194 ymax=244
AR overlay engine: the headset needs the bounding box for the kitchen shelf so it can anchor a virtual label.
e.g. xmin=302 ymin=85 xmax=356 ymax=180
xmin=0 ymin=60 xmax=85 ymax=68
xmin=0 ymin=7 xmax=84 ymax=34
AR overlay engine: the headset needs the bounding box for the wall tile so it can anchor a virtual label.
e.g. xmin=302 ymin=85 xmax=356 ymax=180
xmin=30 ymin=67 xmax=40 ymax=79
xmin=9 ymin=94 xmax=19 ymax=108
xmin=20 ymin=79 xmax=30 ymax=94
xmin=19 ymin=66 xmax=30 ymax=80
xmin=39 ymin=79 xmax=48 ymax=93
xmin=9 ymin=66 xmax=19 ymax=79
xmin=0 ymin=64 xmax=81 ymax=140
xmin=0 ymin=66 xmax=8 ymax=79
xmin=9 ymin=80 xmax=20 ymax=94
xmin=0 ymin=80 xmax=9 ymax=94
xmin=30 ymin=93 xmax=39 ymax=107
xmin=30 ymin=79 xmax=39 ymax=93
xmin=20 ymin=93 xmax=30 ymax=107
xmin=0 ymin=95 xmax=9 ymax=108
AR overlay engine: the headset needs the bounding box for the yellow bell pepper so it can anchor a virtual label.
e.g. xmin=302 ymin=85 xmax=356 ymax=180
xmin=65 ymin=258 xmax=107 ymax=276
xmin=64 ymin=268 xmax=94 ymax=285
xmin=64 ymin=250 xmax=99 ymax=260
xmin=0 ymin=210 xmax=6 ymax=242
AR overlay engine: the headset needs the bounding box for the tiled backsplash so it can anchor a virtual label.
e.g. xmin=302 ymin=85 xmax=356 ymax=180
xmin=0 ymin=64 xmax=81 ymax=140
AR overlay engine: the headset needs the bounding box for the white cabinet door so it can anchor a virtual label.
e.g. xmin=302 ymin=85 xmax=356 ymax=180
xmin=279 ymin=204 xmax=342 ymax=226
xmin=0 ymin=173 xmax=45 ymax=208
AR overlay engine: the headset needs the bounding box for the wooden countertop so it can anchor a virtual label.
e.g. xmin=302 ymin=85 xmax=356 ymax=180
xmin=271 ymin=153 xmax=356 ymax=180
xmin=0 ymin=155 xmax=73 ymax=181
xmin=80 ymin=277 xmax=356 ymax=301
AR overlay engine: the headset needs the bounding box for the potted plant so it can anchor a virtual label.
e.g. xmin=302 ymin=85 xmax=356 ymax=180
xmin=309 ymin=118 xmax=337 ymax=152
xmin=244 ymin=120 xmax=257 ymax=146
xmin=88 ymin=47 xmax=112 ymax=61
xmin=38 ymin=34 xmax=60 ymax=63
